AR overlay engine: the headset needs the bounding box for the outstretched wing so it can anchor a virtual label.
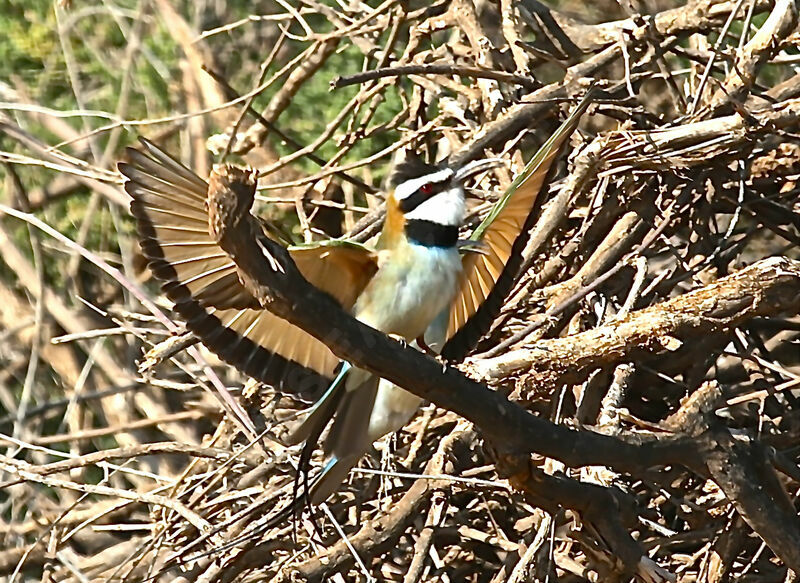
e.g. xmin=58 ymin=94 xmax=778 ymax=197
xmin=441 ymin=93 xmax=592 ymax=361
xmin=121 ymin=139 xmax=377 ymax=399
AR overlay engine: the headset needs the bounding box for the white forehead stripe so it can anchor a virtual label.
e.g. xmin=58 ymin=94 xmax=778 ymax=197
xmin=394 ymin=168 xmax=454 ymax=200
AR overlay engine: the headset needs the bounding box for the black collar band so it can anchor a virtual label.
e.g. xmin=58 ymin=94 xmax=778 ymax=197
xmin=405 ymin=219 xmax=459 ymax=248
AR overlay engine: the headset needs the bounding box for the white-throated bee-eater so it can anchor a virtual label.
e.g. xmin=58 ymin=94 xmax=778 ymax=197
xmin=119 ymin=94 xmax=591 ymax=503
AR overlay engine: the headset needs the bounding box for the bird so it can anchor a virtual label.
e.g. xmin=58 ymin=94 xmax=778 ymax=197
xmin=119 ymin=93 xmax=590 ymax=504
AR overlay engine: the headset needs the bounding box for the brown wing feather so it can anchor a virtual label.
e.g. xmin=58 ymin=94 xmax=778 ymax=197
xmin=122 ymin=138 xmax=377 ymax=399
xmin=442 ymin=95 xmax=592 ymax=360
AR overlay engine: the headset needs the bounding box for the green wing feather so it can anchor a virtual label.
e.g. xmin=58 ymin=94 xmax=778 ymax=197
xmin=442 ymin=92 xmax=594 ymax=360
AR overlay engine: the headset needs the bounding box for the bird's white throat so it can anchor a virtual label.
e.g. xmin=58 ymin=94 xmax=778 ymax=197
xmin=404 ymin=185 xmax=465 ymax=227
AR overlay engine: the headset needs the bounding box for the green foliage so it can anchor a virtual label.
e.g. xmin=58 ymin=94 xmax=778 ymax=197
xmin=0 ymin=0 xmax=60 ymax=90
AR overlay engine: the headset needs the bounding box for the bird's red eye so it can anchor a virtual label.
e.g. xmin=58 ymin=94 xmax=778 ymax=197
xmin=420 ymin=183 xmax=433 ymax=194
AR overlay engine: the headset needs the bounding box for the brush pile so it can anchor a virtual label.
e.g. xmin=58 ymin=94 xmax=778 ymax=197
xmin=1 ymin=1 xmax=800 ymax=581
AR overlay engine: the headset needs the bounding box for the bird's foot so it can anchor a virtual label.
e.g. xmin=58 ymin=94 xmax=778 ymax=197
xmin=389 ymin=333 xmax=408 ymax=348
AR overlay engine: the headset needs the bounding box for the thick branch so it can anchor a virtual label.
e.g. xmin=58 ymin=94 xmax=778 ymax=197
xmin=496 ymin=453 xmax=644 ymax=576
xmin=667 ymin=382 xmax=800 ymax=570
xmin=468 ymin=256 xmax=800 ymax=387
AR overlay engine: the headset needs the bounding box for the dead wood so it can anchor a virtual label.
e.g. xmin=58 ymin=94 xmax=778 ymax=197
xmin=1 ymin=0 xmax=800 ymax=581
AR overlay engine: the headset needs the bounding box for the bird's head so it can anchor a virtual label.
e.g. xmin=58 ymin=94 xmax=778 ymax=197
xmin=384 ymin=153 xmax=501 ymax=247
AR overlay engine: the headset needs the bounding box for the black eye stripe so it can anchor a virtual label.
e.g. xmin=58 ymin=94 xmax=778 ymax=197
xmin=398 ymin=183 xmax=441 ymax=213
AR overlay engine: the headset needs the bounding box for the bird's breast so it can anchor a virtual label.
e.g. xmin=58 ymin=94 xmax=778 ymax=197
xmin=354 ymin=242 xmax=461 ymax=340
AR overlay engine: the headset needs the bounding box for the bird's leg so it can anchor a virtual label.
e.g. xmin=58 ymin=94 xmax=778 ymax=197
xmin=415 ymin=335 xmax=437 ymax=357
